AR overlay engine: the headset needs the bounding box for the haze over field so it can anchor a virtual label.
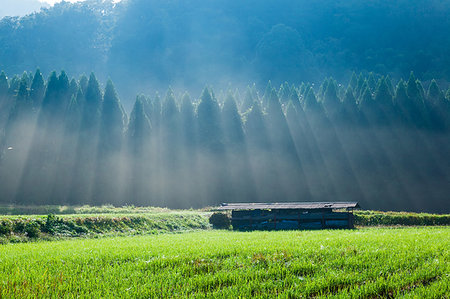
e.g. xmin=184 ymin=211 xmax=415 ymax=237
xmin=0 ymin=0 xmax=449 ymax=212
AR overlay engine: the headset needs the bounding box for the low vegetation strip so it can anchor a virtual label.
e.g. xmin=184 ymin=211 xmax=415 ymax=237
xmin=0 ymin=212 xmax=210 ymax=243
xmin=1 ymin=207 xmax=449 ymax=244
xmin=0 ymin=228 xmax=448 ymax=298
xmin=0 ymin=204 xmax=173 ymax=215
xmin=354 ymin=211 xmax=450 ymax=226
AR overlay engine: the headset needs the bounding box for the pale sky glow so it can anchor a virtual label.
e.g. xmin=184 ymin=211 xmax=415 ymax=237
xmin=39 ymin=0 xmax=85 ymax=5
xmin=38 ymin=0 xmax=122 ymax=4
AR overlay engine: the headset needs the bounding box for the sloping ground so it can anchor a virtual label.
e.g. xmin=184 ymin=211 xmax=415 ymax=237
xmin=0 ymin=228 xmax=449 ymax=298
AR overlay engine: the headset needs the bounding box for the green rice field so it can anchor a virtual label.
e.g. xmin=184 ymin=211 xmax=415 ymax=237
xmin=1 ymin=227 xmax=449 ymax=298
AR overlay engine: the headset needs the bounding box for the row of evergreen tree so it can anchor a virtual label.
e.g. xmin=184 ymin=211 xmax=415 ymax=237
xmin=0 ymin=70 xmax=449 ymax=212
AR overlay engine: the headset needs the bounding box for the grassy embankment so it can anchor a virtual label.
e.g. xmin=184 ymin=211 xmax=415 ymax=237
xmin=0 ymin=206 xmax=210 ymax=244
xmin=0 ymin=228 xmax=449 ymax=298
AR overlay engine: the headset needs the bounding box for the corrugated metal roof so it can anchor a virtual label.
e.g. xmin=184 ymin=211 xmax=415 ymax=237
xmin=216 ymin=202 xmax=360 ymax=210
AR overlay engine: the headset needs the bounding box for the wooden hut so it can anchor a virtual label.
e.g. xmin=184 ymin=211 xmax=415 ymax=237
xmin=217 ymin=202 xmax=360 ymax=230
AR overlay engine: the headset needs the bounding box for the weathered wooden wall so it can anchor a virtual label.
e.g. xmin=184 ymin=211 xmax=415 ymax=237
xmin=231 ymin=209 xmax=354 ymax=230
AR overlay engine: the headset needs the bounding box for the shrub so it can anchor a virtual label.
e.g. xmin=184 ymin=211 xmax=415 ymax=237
xmin=209 ymin=213 xmax=231 ymax=229
xmin=24 ymin=221 xmax=40 ymax=238
xmin=0 ymin=220 xmax=12 ymax=235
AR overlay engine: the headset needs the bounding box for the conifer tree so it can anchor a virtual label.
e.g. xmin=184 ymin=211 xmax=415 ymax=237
xmin=359 ymin=87 xmax=373 ymax=108
xmin=57 ymin=71 xmax=71 ymax=110
xmin=40 ymin=71 xmax=71 ymax=118
xmin=197 ymin=87 xmax=223 ymax=152
xmin=67 ymin=73 xmax=103 ymax=205
xmin=427 ymin=80 xmax=444 ymax=105
xmin=162 ymin=88 xmax=178 ymax=126
xmin=355 ymin=73 xmax=365 ymax=96
xmin=65 ymin=88 xmax=84 ymax=134
xmin=178 ymin=92 xmax=198 ymax=204
xmin=241 ymin=86 xmax=254 ymax=113
xmin=385 ymin=75 xmax=395 ymax=96
xmin=371 ymin=78 xmax=393 ymax=125
xmin=180 ymin=92 xmax=196 ymax=148
xmin=298 ymin=82 xmax=306 ymax=97
xmin=233 ymin=88 xmax=241 ymax=107
xmin=0 ymin=71 xmax=11 ymax=133
xmin=30 ymin=69 xmax=45 ymax=108
xmin=278 ymin=82 xmax=291 ymax=103
xmin=128 ymin=96 xmax=151 ymax=154
xmin=127 ymin=96 xmax=152 ymax=206
xmin=374 ymin=77 xmax=393 ymax=108
xmin=426 ymin=80 xmax=448 ymax=129
xmin=151 ymin=93 xmax=162 ymax=129
xmin=69 ymin=78 xmax=78 ymax=98
xmin=99 ymin=79 xmax=125 ymax=154
xmin=405 ymin=72 xmax=427 ymax=127
xmin=394 ymin=80 xmax=408 ymax=106
xmin=55 ymin=86 xmax=84 ymax=205
xmin=16 ymin=70 xmax=73 ymax=205
xmin=416 ymin=80 xmax=426 ymax=102
xmin=341 ymin=86 xmax=359 ymax=125
xmin=288 ymin=88 xmax=302 ymax=112
xmin=93 ymin=80 xmax=126 ymax=205
xmin=393 ymin=80 xmax=410 ymax=124
xmin=349 ymin=72 xmax=358 ymax=90
xmin=359 ymin=86 xmax=379 ymax=125
xmin=161 ymin=88 xmax=180 ymax=179
xmin=82 ymin=73 xmax=102 ymax=130
xmin=265 ymin=88 xmax=307 ymax=200
xmin=222 ymin=92 xmax=245 ymax=147
xmin=244 ymin=99 xmax=276 ymax=202
xmin=245 ymin=100 xmax=269 ymax=149
xmin=406 ymin=72 xmax=423 ymax=105
xmin=8 ymin=75 xmax=20 ymax=98
xmin=318 ymin=78 xmax=329 ymax=100
xmin=358 ymin=80 xmax=369 ymax=101
xmin=367 ymin=72 xmax=377 ymax=91
xmin=262 ymin=80 xmax=273 ymax=107
xmin=8 ymin=75 xmax=32 ymax=123
xmin=221 ymin=92 xmax=254 ymax=201
xmin=303 ymin=87 xmax=322 ymax=113
xmin=0 ymin=71 xmax=8 ymax=97
xmin=322 ymin=78 xmax=341 ymax=119
xmin=1 ymin=75 xmax=34 ymax=205
xmin=138 ymin=95 xmax=151 ymax=120
xmin=79 ymin=75 xmax=88 ymax=95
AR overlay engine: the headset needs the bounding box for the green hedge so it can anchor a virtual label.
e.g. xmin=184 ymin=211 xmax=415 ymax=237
xmin=354 ymin=211 xmax=450 ymax=226
xmin=0 ymin=213 xmax=210 ymax=243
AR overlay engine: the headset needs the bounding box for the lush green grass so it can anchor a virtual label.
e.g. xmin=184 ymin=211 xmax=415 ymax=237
xmin=0 ymin=227 xmax=448 ymax=298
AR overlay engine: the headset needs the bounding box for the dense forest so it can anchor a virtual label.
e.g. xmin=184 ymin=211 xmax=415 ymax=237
xmin=0 ymin=69 xmax=449 ymax=212
xmin=1 ymin=0 xmax=450 ymax=102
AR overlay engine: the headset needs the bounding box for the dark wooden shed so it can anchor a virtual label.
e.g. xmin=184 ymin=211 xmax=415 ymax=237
xmin=217 ymin=202 xmax=360 ymax=230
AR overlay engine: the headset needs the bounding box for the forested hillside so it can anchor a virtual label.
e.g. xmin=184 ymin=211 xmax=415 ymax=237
xmin=0 ymin=70 xmax=449 ymax=212
xmin=1 ymin=0 xmax=450 ymax=101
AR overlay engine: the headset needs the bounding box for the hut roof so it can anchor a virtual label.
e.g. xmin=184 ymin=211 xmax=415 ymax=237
xmin=216 ymin=202 xmax=360 ymax=211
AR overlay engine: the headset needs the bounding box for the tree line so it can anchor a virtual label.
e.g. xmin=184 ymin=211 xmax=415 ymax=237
xmin=0 ymin=70 xmax=449 ymax=212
